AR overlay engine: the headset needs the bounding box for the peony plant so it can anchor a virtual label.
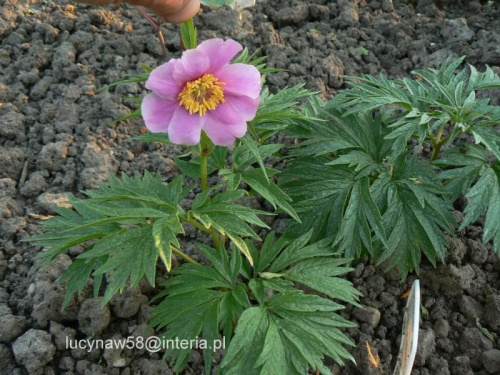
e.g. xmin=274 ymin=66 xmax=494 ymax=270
xmin=27 ymin=8 xmax=500 ymax=373
xmin=280 ymin=57 xmax=500 ymax=278
xmin=29 ymin=19 xmax=360 ymax=374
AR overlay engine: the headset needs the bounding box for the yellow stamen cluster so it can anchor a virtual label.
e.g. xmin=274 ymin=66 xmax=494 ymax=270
xmin=178 ymin=74 xmax=225 ymax=116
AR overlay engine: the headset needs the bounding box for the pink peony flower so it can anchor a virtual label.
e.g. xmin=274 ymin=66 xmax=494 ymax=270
xmin=141 ymin=39 xmax=262 ymax=146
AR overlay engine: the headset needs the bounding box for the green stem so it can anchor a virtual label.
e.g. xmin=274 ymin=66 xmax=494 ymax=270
xmin=436 ymin=122 xmax=446 ymax=141
xmin=183 ymin=217 xmax=221 ymax=250
xmin=247 ymin=122 xmax=260 ymax=144
xmin=200 ymin=153 xmax=208 ymax=191
xmin=183 ymin=218 xmax=210 ymax=233
xmin=199 ymin=132 xmax=213 ymax=191
xmin=430 ymin=123 xmax=447 ymax=162
xmin=172 ymin=246 xmax=199 ymax=265
xmin=211 ymin=232 xmax=222 ymax=250
xmin=430 ymin=142 xmax=443 ymax=162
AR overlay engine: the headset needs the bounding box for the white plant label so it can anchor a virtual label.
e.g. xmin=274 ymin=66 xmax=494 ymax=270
xmin=392 ymin=279 xmax=420 ymax=375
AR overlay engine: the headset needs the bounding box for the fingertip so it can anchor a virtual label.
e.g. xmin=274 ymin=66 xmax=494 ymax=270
xmin=163 ymin=0 xmax=200 ymax=23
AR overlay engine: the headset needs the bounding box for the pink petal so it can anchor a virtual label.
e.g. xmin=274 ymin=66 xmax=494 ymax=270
xmin=168 ymin=107 xmax=204 ymax=145
xmin=145 ymin=60 xmax=182 ymax=100
xmin=211 ymin=94 xmax=260 ymax=125
xmin=204 ymin=113 xmax=247 ymax=146
xmin=198 ymin=39 xmax=243 ymax=71
xmin=172 ymin=48 xmax=210 ymax=84
xmin=141 ymin=93 xmax=178 ymax=133
xmin=215 ymin=64 xmax=261 ymax=99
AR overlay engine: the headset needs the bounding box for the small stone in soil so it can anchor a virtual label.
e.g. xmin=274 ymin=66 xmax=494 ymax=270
xmin=78 ymin=298 xmax=111 ymax=335
xmin=460 ymin=295 xmax=484 ymax=321
xmin=482 ymin=349 xmax=500 ymax=375
xmin=12 ymin=329 xmax=56 ymax=373
xmin=49 ymin=321 xmax=77 ymax=351
xmin=0 ymin=343 xmax=15 ymax=374
xmin=130 ymin=358 xmax=173 ymax=374
xmin=352 ymin=306 xmax=381 ymax=328
xmin=110 ymin=287 xmax=148 ymax=319
xmin=20 ymin=171 xmax=48 ymax=198
xmin=59 ymin=356 xmax=75 ymax=372
xmin=460 ymin=327 xmax=494 ymax=353
xmin=0 ymin=306 xmax=28 ymax=343
xmin=0 ymin=217 xmax=27 ymax=239
xmin=31 ymin=280 xmax=78 ymax=327
xmin=0 ymin=105 xmax=25 ymax=139
xmin=434 ymin=319 xmax=450 ymax=338
xmin=415 ymin=328 xmax=436 ymax=366
xmin=441 ymin=18 xmax=475 ymax=42
xmin=467 ymin=239 xmax=489 ymax=265
xmin=103 ymin=334 xmax=127 ymax=368
xmin=0 ymin=178 xmax=17 ymax=199
xmin=452 ymin=356 xmax=475 ymax=375
xmin=37 ymin=141 xmax=69 ymax=171
xmin=36 ymin=192 xmax=72 ymax=214
xmin=484 ymin=294 xmax=500 ymax=330
xmin=446 ymin=237 xmax=467 ymax=265
xmin=428 ymin=357 xmax=451 ymax=375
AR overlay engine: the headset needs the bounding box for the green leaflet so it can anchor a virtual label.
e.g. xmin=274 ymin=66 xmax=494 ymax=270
xmin=151 ymin=233 xmax=359 ymax=375
xmin=373 ymin=156 xmax=455 ymax=277
xmin=281 ymin=98 xmax=457 ymax=276
xmin=435 ymin=145 xmax=489 ymax=201
xmin=472 ymin=126 xmax=500 ymax=161
xmin=461 ymin=165 xmax=500 ymax=253
xmin=280 ymin=60 xmax=498 ymax=278
xmin=83 ymin=172 xmax=186 ymax=211
xmin=28 ymin=172 xmax=192 ymax=305
xmin=248 ymin=84 xmax=315 ymax=142
xmin=257 ymin=232 xmax=360 ymax=307
xmin=280 ymin=158 xmax=355 ymax=243
xmin=175 ymin=147 xmax=227 ymax=178
xmin=97 ymin=70 xmax=149 ymax=94
xmin=131 ymin=132 xmax=170 ymax=144
xmin=232 ymin=47 xmax=281 ymax=76
xmin=336 ymin=57 xmax=500 ymax=160
xmin=253 ymin=230 xmax=289 ymax=273
xmin=281 ymin=105 xmax=392 ymax=256
xmin=280 ymin=159 xmax=387 ymax=258
xmin=95 ymin=227 xmax=158 ymax=304
xmin=222 ymin=167 xmax=300 ymax=222
xmin=180 ymin=19 xmax=197 ymax=49
xmin=220 ymin=291 xmax=356 ymax=375
xmin=240 ymin=134 xmax=272 ymax=178
xmin=231 ymin=142 xmax=282 ymax=173
xmin=285 ymin=258 xmax=361 ymax=307
xmin=190 ymin=189 xmax=271 ymax=265
xmin=246 ymin=231 xmax=361 ymax=308
xmin=156 ymin=290 xmax=221 ymax=373
xmin=59 ymin=256 xmax=106 ymax=310
xmin=333 ymin=177 xmax=387 ymax=258
xmin=151 ymin=247 xmax=249 ymax=374
xmin=436 ymin=145 xmax=500 ymax=254
xmin=219 ymin=307 xmax=270 ymax=375
xmin=152 ymin=215 xmax=184 ymax=271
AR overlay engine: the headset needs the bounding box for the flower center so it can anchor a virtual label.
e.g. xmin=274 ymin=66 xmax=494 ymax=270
xmin=178 ymin=74 xmax=225 ymax=116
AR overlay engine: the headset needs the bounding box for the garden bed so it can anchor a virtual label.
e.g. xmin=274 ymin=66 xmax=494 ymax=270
xmin=0 ymin=0 xmax=499 ymax=374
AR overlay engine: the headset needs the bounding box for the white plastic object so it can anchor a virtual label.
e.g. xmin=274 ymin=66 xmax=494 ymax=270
xmin=392 ymin=279 xmax=420 ymax=375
